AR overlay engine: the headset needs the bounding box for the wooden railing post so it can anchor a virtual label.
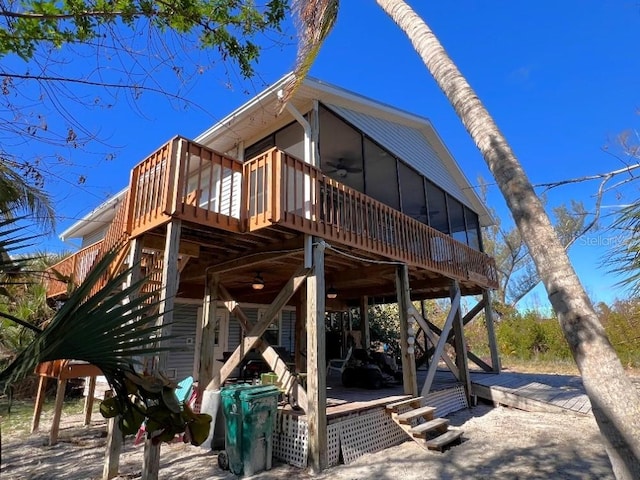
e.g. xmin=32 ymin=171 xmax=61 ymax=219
xmin=164 ymin=137 xmax=184 ymax=216
xmin=271 ymin=149 xmax=282 ymax=223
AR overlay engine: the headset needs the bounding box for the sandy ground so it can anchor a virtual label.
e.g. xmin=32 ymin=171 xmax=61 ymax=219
xmin=1 ymin=402 xmax=613 ymax=480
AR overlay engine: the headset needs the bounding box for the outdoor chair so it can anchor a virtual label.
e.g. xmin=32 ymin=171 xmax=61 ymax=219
xmin=326 ymin=346 xmax=353 ymax=378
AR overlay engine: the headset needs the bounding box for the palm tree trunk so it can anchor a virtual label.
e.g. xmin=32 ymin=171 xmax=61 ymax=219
xmin=376 ymin=0 xmax=640 ymax=477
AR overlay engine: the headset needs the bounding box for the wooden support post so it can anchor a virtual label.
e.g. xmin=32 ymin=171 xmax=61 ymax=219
xmin=199 ymin=273 xmax=219 ymax=394
xmin=395 ymin=265 xmax=418 ymax=397
xmin=103 ymin=393 xmax=123 ymax=480
xmin=451 ymin=283 xmax=471 ymax=404
xmin=295 ymin=285 xmax=307 ymax=373
xmin=360 ymin=296 xmax=370 ymax=349
xmin=307 ymin=240 xmax=327 ymax=473
xmin=49 ymin=378 xmax=67 ymax=445
xmin=83 ymin=376 xmax=97 ymax=426
xmin=31 ymin=375 xmax=47 ymax=433
xmin=143 ymin=220 xmax=181 ymax=480
xmin=141 ymin=439 xmax=160 ymax=480
xmin=156 ymin=220 xmax=181 ymax=372
xmin=483 ymin=290 xmax=501 ymax=373
xmin=103 ymin=237 xmax=141 ymax=479
xmin=421 ymin=289 xmax=460 ymax=397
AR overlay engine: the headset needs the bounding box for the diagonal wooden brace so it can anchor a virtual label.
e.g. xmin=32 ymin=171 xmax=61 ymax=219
xmin=207 ymin=266 xmax=312 ymax=409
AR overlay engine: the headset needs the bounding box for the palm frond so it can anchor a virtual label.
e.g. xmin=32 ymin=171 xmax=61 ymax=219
xmin=606 ymin=201 xmax=640 ymax=295
xmin=0 ymin=160 xmax=55 ymax=229
xmin=0 ymin=245 xmax=167 ymax=393
xmin=280 ymin=0 xmax=339 ymax=107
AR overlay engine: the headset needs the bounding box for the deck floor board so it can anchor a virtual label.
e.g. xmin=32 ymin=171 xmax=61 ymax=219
xmin=471 ymin=371 xmax=592 ymax=415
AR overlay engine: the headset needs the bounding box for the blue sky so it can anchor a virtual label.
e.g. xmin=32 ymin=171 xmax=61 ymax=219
xmin=15 ymin=1 xmax=640 ymax=307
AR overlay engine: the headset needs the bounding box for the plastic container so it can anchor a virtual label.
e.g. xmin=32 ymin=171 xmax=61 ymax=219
xmin=219 ymin=384 xmax=279 ymax=476
xmin=220 ymin=384 xmax=253 ymax=475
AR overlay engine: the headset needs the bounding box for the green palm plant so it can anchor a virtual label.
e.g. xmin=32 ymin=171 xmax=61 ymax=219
xmin=0 ymin=160 xmax=54 ymax=229
xmin=0 ymin=220 xmax=211 ymax=444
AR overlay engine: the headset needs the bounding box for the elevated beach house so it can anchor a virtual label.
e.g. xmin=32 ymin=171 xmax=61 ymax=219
xmin=43 ymin=74 xmax=499 ymax=470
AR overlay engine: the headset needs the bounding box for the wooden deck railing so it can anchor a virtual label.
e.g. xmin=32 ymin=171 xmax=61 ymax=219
xmin=47 ymin=139 xmax=497 ymax=297
xmin=128 ymin=137 xmax=244 ymax=237
xmin=45 ymin=241 xmax=103 ymax=298
xmin=245 ymin=149 xmax=498 ymax=288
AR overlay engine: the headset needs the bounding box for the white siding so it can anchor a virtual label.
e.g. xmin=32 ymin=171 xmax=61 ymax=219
xmin=166 ymin=303 xmax=198 ymax=381
xmin=326 ymin=104 xmax=472 ymax=208
xmin=80 ymin=227 xmax=107 ymax=248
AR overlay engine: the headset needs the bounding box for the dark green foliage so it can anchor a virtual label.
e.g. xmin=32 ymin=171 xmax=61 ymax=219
xmin=368 ymin=304 xmax=400 ymax=355
xmin=0 ymin=0 xmax=288 ymax=78
xmin=495 ymin=310 xmax=572 ymax=361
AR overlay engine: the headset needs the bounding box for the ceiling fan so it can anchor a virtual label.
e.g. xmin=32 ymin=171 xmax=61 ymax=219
xmin=324 ymin=157 xmax=363 ymax=178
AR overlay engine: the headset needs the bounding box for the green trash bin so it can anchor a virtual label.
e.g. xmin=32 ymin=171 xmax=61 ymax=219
xmin=220 ymin=384 xmax=253 ymax=475
xmin=239 ymin=385 xmax=279 ymax=476
xmin=219 ymin=384 xmax=279 ymax=476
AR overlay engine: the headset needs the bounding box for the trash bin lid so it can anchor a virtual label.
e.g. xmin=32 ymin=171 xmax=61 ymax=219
xmin=238 ymin=385 xmax=279 ymax=400
xmin=221 ymin=383 xmax=254 ymax=399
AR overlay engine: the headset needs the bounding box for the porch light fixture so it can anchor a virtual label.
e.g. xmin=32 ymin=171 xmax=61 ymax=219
xmin=326 ymin=286 xmax=338 ymax=299
xmin=251 ymin=272 xmax=265 ymax=290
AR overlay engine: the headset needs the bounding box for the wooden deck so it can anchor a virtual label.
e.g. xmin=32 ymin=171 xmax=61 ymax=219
xmin=470 ymin=370 xmax=593 ymax=415
xmin=46 ymin=137 xmax=498 ymax=301
xmin=317 ymin=368 xmax=610 ymax=418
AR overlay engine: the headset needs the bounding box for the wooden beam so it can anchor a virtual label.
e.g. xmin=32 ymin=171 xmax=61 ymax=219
xmin=307 ymin=240 xmax=327 ymax=473
xmin=451 ymin=282 xmax=471 ymax=404
xmin=103 ymin=395 xmax=123 ymax=480
xmin=409 ymin=307 xmax=459 ymax=379
xmin=49 ymin=379 xmax=67 ymax=445
xmin=468 ymin=351 xmax=493 ymax=372
xmin=360 ymin=296 xmax=370 ymax=349
xmin=156 ymin=220 xmax=181 ymax=372
xmin=295 ymin=285 xmax=307 ymax=372
xmin=142 ymin=234 xmax=200 ymax=258
xmin=203 ymin=238 xmax=304 ymax=275
xmin=199 ymin=273 xmax=219 ymax=395
xmin=209 ymin=266 xmax=312 ymax=388
xmin=143 ymin=220 xmax=181 ymax=479
xmin=484 ymin=290 xmax=501 ymax=373
xmin=31 ymin=376 xmax=47 ymax=433
xmin=103 ymin=237 xmax=141 ymax=478
xmin=215 ymin=284 xmax=308 ymax=411
xmin=395 ymin=265 xmax=418 ymax=397
xmin=421 ymin=289 xmax=460 ymax=397
xmin=462 ymin=298 xmax=486 ymax=325
xmin=83 ymin=376 xmax=96 ymax=426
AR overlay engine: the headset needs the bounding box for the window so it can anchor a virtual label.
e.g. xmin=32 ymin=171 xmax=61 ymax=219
xmin=465 ymin=207 xmax=481 ymax=250
xmin=364 ymin=138 xmax=400 ymax=209
xmin=448 ymin=197 xmax=468 ymax=244
xmin=318 ymin=106 xmax=365 ymax=192
xmin=398 ymin=161 xmax=427 ymax=223
xmin=425 ymin=181 xmax=449 ymax=233
xmin=259 ymin=310 xmax=281 ymax=346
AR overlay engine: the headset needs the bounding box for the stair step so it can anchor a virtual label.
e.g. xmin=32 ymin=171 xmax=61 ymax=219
xmin=410 ymin=417 xmax=449 ymax=437
xmin=386 ymin=396 xmax=424 ymax=412
xmin=425 ymin=429 xmax=464 ymax=451
xmin=395 ymin=405 xmax=436 ymax=424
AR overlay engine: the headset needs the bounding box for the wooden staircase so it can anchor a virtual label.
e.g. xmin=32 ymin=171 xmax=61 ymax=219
xmin=386 ymin=397 xmax=463 ymax=452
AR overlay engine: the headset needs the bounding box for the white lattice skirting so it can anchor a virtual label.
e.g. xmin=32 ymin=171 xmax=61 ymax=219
xmin=273 ymin=386 xmax=468 ymax=468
